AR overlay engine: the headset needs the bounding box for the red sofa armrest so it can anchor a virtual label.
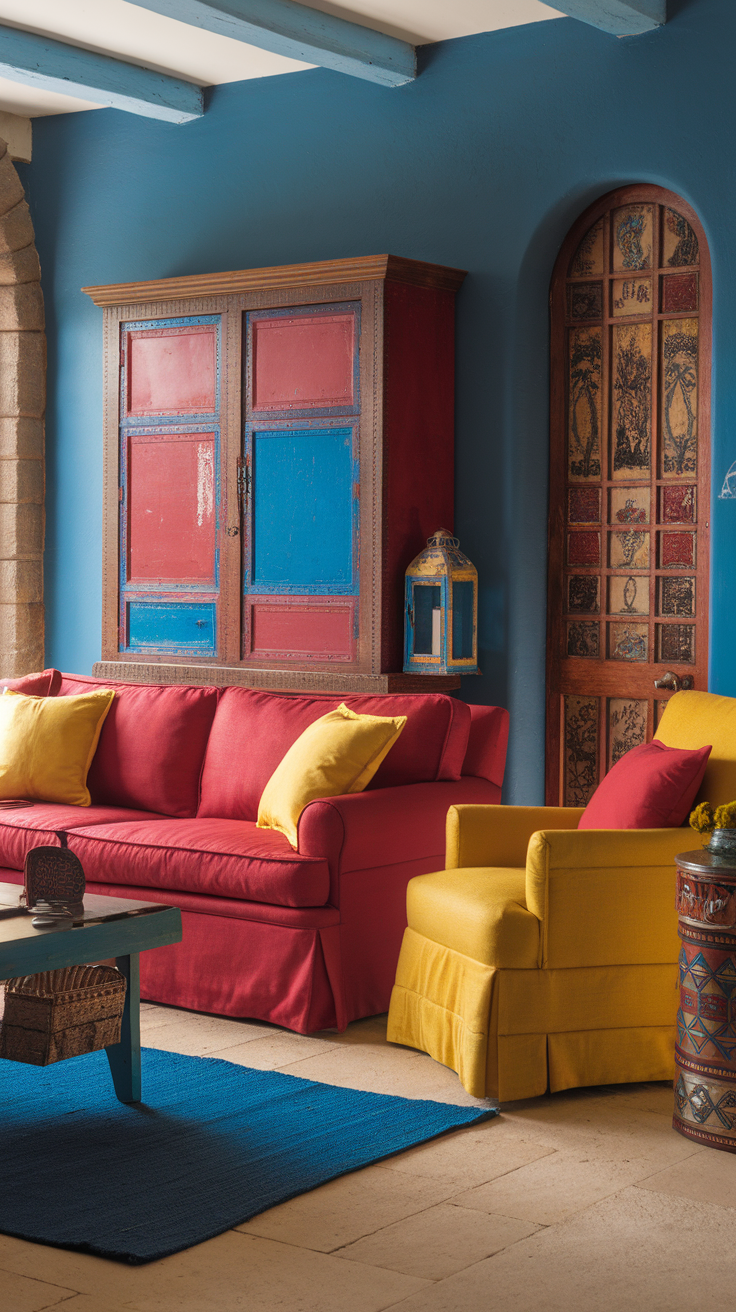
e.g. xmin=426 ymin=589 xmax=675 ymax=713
xmin=297 ymin=776 xmax=501 ymax=905
xmin=462 ymin=704 xmax=510 ymax=787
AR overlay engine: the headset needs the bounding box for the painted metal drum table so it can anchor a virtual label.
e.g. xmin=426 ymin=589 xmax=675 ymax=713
xmin=674 ymin=850 xmax=736 ymax=1152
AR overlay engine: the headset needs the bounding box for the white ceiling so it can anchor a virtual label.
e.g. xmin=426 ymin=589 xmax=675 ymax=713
xmin=0 ymin=0 xmax=563 ymax=118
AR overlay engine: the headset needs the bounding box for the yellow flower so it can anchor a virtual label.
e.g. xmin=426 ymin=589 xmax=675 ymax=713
xmin=714 ymin=802 xmax=736 ymax=831
xmin=689 ymin=802 xmax=715 ymax=834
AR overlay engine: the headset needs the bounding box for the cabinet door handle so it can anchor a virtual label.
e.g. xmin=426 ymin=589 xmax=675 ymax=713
xmin=236 ymin=456 xmax=244 ymax=513
xmin=237 ymin=456 xmax=251 ymax=516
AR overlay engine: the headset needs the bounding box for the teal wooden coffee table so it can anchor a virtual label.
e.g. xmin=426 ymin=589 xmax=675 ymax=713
xmin=0 ymin=882 xmax=182 ymax=1103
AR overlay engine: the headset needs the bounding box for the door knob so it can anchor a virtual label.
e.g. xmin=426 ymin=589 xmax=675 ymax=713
xmin=654 ymin=671 xmax=693 ymax=693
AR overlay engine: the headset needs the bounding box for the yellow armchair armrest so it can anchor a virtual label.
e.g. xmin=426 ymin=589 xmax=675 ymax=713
xmin=445 ymin=804 xmax=584 ymax=870
xmin=526 ymin=826 xmax=691 ymax=969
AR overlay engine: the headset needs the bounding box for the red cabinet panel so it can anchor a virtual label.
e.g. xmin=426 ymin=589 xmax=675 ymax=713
xmin=251 ymin=312 xmax=355 ymax=411
xmin=126 ymin=326 xmax=217 ymax=416
xmin=128 ymin=433 xmax=217 ymax=585
xmin=248 ymin=601 xmax=355 ymax=663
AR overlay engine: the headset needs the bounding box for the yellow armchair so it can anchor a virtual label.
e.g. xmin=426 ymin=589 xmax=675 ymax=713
xmin=387 ymin=691 xmax=736 ymax=1102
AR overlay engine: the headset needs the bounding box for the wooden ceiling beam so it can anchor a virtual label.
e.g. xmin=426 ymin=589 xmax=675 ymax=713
xmin=0 ymin=23 xmax=203 ymax=122
xmin=130 ymin=0 xmax=416 ymax=87
xmin=556 ymin=1 xmax=667 ymax=35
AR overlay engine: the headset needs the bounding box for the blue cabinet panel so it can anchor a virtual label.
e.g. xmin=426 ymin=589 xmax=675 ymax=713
xmin=250 ymin=427 xmax=357 ymax=593
xmin=127 ymin=601 xmax=216 ymax=654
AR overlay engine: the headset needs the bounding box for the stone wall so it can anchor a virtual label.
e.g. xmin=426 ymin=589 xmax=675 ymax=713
xmin=0 ymin=139 xmax=45 ymax=676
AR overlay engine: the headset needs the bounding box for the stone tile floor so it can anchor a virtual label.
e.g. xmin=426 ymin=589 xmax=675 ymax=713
xmin=1 ymin=1003 xmax=735 ymax=1311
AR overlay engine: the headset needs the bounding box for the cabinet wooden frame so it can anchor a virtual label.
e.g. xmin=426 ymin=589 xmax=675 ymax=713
xmin=87 ymin=256 xmax=466 ymax=691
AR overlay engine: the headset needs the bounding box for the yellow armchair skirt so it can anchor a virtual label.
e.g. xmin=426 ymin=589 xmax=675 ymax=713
xmin=389 ymin=926 xmax=677 ymax=1100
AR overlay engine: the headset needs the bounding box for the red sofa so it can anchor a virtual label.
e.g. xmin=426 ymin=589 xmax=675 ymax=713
xmin=0 ymin=673 xmax=509 ymax=1033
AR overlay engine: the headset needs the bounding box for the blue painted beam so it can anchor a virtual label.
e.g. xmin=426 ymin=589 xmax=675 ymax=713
xmin=556 ymin=1 xmax=667 ymax=35
xmin=130 ymin=0 xmax=416 ymax=88
xmin=0 ymin=24 xmax=203 ymax=122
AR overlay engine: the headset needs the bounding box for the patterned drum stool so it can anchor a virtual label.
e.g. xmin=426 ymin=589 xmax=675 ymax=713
xmin=674 ymin=849 xmax=736 ymax=1152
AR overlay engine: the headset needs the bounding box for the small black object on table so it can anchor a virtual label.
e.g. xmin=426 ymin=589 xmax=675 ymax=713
xmin=674 ymin=849 xmax=736 ymax=1152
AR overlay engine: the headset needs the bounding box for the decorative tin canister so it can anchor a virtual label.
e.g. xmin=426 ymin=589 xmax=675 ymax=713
xmin=707 ymin=828 xmax=736 ymax=859
xmin=404 ymin=529 xmax=478 ymax=676
xmin=674 ymin=849 xmax=736 ymax=1153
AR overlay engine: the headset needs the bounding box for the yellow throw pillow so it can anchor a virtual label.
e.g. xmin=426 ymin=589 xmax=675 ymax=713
xmin=0 ymin=688 xmax=115 ymax=807
xmin=257 ymin=703 xmax=407 ymax=848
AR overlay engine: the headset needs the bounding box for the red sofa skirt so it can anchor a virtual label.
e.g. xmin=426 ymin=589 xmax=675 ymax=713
xmin=0 ymin=855 xmax=439 ymax=1034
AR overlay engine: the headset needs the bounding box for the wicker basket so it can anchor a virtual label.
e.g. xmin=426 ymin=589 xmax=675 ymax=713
xmin=0 ymin=965 xmax=126 ymax=1066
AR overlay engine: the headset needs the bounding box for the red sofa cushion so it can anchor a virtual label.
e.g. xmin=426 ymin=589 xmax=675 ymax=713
xmin=0 ymin=669 xmax=61 ymax=697
xmin=0 ymin=803 xmax=164 ymax=871
xmin=65 ymin=817 xmax=331 ymax=908
xmin=198 ymin=687 xmax=471 ymax=821
xmin=578 ymin=739 xmax=712 ymax=829
xmin=59 ymin=675 xmax=219 ymax=818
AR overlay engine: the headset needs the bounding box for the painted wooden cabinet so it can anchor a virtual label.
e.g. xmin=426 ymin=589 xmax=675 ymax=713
xmin=84 ymin=256 xmax=466 ymax=691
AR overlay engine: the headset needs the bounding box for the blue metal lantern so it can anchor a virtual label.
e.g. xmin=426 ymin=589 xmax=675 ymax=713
xmin=404 ymin=529 xmax=478 ymax=676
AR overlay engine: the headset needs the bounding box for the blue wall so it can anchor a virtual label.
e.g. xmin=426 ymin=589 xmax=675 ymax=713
xmin=19 ymin=0 xmax=736 ymax=804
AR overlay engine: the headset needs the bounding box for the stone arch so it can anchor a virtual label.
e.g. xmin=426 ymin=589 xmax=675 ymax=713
xmin=0 ymin=138 xmax=45 ymax=677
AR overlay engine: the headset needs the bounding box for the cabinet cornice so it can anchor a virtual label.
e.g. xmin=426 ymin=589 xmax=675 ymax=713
xmin=83 ymin=255 xmax=467 ymax=307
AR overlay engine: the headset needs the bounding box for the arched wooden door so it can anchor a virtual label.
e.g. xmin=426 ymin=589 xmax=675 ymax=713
xmin=546 ymin=185 xmax=711 ymax=806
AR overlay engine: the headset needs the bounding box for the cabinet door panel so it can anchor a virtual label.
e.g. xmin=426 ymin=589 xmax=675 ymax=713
xmin=127 ymin=601 xmax=216 ymax=655
xmin=248 ymin=600 xmax=355 ymax=662
xmin=128 ymin=432 xmax=216 ymax=584
xmin=250 ymin=427 xmax=357 ymax=593
xmin=119 ymin=314 xmax=222 ymax=658
xmin=250 ymin=310 xmax=357 ymax=412
xmin=126 ymin=323 xmax=217 ymax=416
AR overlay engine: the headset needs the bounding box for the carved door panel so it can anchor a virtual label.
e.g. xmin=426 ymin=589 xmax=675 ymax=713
xmin=546 ymin=187 xmax=711 ymax=806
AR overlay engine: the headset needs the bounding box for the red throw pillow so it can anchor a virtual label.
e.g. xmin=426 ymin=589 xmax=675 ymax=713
xmin=59 ymin=675 xmax=219 ymax=817
xmin=578 ymin=739 xmax=712 ymax=830
xmin=0 ymin=669 xmax=61 ymax=697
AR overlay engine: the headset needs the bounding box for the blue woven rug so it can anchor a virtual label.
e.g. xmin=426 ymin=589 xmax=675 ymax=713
xmin=0 ymin=1047 xmax=497 ymax=1264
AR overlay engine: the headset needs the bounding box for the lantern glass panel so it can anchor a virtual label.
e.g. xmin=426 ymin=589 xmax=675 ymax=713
xmin=413 ymin=584 xmax=442 ymax=654
xmin=452 ymin=581 xmax=475 ymax=659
